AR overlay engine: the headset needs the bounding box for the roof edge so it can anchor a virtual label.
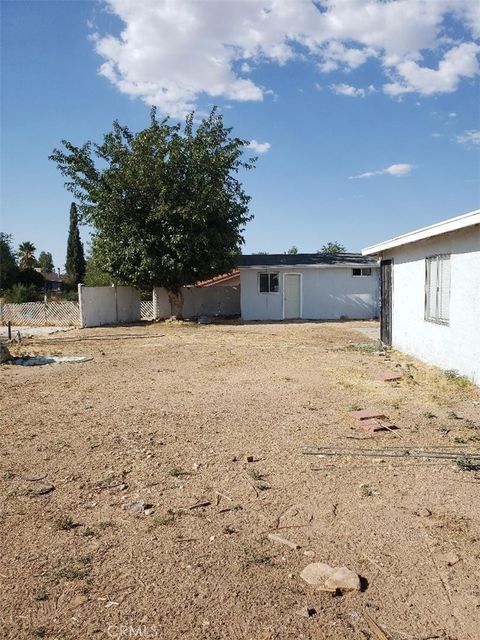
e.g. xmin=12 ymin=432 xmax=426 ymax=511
xmin=363 ymin=209 xmax=480 ymax=256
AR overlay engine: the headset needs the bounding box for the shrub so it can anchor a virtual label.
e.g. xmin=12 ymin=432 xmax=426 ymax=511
xmin=3 ymin=284 xmax=41 ymax=303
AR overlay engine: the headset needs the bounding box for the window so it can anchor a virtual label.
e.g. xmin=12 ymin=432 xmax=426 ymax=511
xmin=259 ymin=272 xmax=279 ymax=293
xmin=425 ymin=254 xmax=450 ymax=324
xmin=352 ymin=267 xmax=372 ymax=277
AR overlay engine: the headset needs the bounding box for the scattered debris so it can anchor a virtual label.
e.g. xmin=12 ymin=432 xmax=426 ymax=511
xmin=415 ymin=508 xmax=432 ymax=518
xmin=246 ymin=455 xmax=254 ymax=463
xmin=300 ymin=561 xmax=361 ymax=593
xmin=363 ymin=611 xmax=389 ymax=640
xmin=11 ymin=355 xmax=93 ymax=366
xmin=123 ymin=500 xmax=153 ymax=514
xmin=349 ymin=409 xmax=386 ymax=421
xmin=295 ymin=607 xmax=317 ymax=618
xmin=304 ymin=446 xmax=480 ymax=464
xmin=28 ymin=484 xmax=55 ymax=497
xmin=187 ymin=500 xmax=211 ymax=510
xmin=359 ymin=419 xmax=399 ymax=434
xmin=377 ymin=371 xmax=402 ymax=382
xmin=267 ymin=532 xmax=301 ymax=550
xmin=23 ymin=473 xmax=47 ymax=482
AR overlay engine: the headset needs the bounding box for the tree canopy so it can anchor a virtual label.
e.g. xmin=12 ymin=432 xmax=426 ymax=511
xmin=287 ymin=245 xmax=298 ymax=254
xmin=50 ymin=108 xmax=255 ymax=298
xmin=38 ymin=251 xmax=55 ymax=273
xmin=319 ymin=241 xmax=346 ymax=254
xmin=0 ymin=233 xmax=19 ymax=290
xmin=18 ymin=241 xmax=37 ymax=269
xmin=65 ymin=203 xmax=86 ymax=284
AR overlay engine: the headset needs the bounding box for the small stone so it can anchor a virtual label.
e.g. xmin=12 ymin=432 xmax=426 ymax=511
xmin=437 ymin=552 xmax=460 ymax=566
xmin=123 ymin=500 xmax=153 ymax=513
xmin=144 ymin=508 xmax=155 ymax=516
xmin=300 ymin=562 xmax=336 ymax=587
xmin=324 ymin=566 xmax=361 ymax=592
xmin=246 ymin=455 xmax=254 ymax=463
xmin=415 ymin=507 xmax=432 ymax=517
xmin=296 ymin=607 xmax=317 ymax=618
xmin=303 ymin=550 xmax=315 ymax=557
xmin=116 ymin=483 xmax=128 ymax=491
xmin=29 ymin=484 xmax=54 ymax=497
xmin=71 ymin=594 xmax=89 ymax=608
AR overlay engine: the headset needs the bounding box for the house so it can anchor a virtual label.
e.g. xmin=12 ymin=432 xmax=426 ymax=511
xmin=41 ymin=272 xmax=65 ymax=292
xmin=197 ymin=270 xmax=240 ymax=287
xmin=363 ymin=209 xmax=480 ymax=385
xmin=237 ymin=253 xmax=379 ymax=321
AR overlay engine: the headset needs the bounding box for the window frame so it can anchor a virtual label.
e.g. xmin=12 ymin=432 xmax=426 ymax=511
xmin=352 ymin=267 xmax=372 ymax=277
xmin=424 ymin=254 xmax=451 ymax=326
xmin=258 ymin=271 xmax=280 ymax=294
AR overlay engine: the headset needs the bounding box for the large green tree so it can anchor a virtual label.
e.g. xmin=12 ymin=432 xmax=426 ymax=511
xmin=0 ymin=233 xmax=19 ymax=290
xmin=50 ymin=108 xmax=255 ymax=316
xmin=37 ymin=251 xmax=55 ymax=273
xmin=18 ymin=241 xmax=37 ymax=269
xmin=65 ymin=203 xmax=86 ymax=284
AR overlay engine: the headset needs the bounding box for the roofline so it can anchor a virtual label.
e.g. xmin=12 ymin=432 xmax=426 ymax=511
xmin=239 ymin=263 xmax=379 ymax=270
xmin=362 ymin=209 xmax=480 ymax=256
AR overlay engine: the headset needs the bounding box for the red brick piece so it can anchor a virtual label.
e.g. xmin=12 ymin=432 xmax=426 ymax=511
xmin=377 ymin=372 xmax=402 ymax=382
xmin=360 ymin=419 xmax=398 ymax=433
xmin=349 ymin=409 xmax=386 ymax=421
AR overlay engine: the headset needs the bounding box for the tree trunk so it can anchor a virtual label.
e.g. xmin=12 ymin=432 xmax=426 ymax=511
xmin=168 ymin=289 xmax=184 ymax=319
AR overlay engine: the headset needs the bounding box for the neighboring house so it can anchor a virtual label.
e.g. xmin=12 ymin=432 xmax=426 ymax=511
xmin=41 ymin=272 xmax=65 ymax=292
xmin=197 ymin=270 xmax=240 ymax=287
xmin=363 ymin=209 xmax=480 ymax=385
xmin=237 ymin=253 xmax=379 ymax=321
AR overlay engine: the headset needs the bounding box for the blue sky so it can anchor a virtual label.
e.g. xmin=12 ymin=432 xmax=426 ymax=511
xmin=1 ymin=0 xmax=479 ymax=271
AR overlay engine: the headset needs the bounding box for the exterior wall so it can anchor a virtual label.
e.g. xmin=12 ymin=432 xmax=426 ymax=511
xmin=79 ymin=285 xmax=141 ymax=327
xmin=240 ymin=267 xmax=379 ymax=321
xmin=384 ymin=225 xmax=480 ymax=385
xmin=153 ymin=286 xmax=240 ymax=319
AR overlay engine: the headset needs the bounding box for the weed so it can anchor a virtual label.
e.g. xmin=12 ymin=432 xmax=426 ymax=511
xmin=223 ymin=524 xmax=236 ymax=535
xmin=169 ymin=467 xmax=187 ymax=477
xmin=349 ymin=343 xmax=382 ymax=354
xmin=97 ymin=521 xmax=114 ymax=530
xmin=32 ymin=627 xmax=47 ymax=638
xmin=423 ymin=411 xmax=437 ymax=419
xmin=453 ymin=437 xmax=467 ymax=444
xmin=55 ymin=515 xmax=77 ymax=531
xmin=447 ymin=411 xmax=461 ymax=420
xmin=33 ymin=587 xmax=48 ymax=602
xmin=438 ymin=425 xmax=451 ymax=435
xmin=464 ymin=420 xmax=478 ymax=430
xmin=83 ymin=527 xmax=95 ymax=537
xmin=241 ymin=548 xmax=273 ymax=569
xmin=349 ymin=403 xmax=362 ymax=412
xmin=151 ymin=510 xmax=175 ymax=526
xmin=248 ymin=469 xmax=264 ymax=481
xmin=456 ymin=458 xmax=480 ymax=472
xmin=256 ymin=480 xmax=270 ymax=491
xmin=444 ymin=370 xmax=471 ymax=387
xmin=359 ymin=484 xmax=373 ymax=497
xmin=56 ymin=555 xmax=92 ymax=581
xmin=392 ymin=401 xmax=400 ymax=410
xmin=230 ymin=503 xmax=242 ymax=512
xmin=2 ymin=470 xmax=15 ymax=480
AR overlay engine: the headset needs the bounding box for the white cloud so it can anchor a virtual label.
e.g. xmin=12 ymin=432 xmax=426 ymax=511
xmin=95 ymin=1 xmax=480 ymax=115
xmin=331 ymin=83 xmax=375 ymax=97
xmin=431 ymin=132 xmax=443 ymax=138
xmin=448 ymin=112 xmax=457 ymax=118
xmin=349 ymin=163 xmax=414 ymax=179
xmin=457 ymin=130 xmax=480 ymax=144
xmin=247 ymin=140 xmax=271 ymax=154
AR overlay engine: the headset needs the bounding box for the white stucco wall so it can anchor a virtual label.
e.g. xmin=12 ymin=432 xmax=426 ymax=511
xmin=79 ymin=285 xmax=141 ymax=327
xmin=152 ymin=286 xmax=240 ymax=319
xmin=384 ymin=224 xmax=480 ymax=385
xmin=240 ymin=267 xmax=379 ymax=321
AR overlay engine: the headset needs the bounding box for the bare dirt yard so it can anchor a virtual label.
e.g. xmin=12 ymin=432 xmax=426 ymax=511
xmin=1 ymin=320 xmax=480 ymax=640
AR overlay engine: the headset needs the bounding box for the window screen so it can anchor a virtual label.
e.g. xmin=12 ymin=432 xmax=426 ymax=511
xmin=425 ymin=255 xmax=450 ymax=324
xmin=258 ymin=272 xmax=279 ymax=293
xmin=352 ymin=267 xmax=372 ymax=276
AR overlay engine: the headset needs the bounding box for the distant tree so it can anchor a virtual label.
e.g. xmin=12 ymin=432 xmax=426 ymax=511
xmin=3 ymin=283 xmax=41 ymax=303
xmin=252 ymin=251 xmax=269 ymax=255
xmin=84 ymin=240 xmax=112 ymax=287
xmin=0 ymin=233 xmax=19 ymax=290
xmin=50 ymin=107 xmax=255 ymax=317
xmin=18 ymin=241 xmax=37 ymax=269
xmin=287 ymin=245 xmax=298 ymax=254
xmin=65 ymin=203 xmax=86 ymax=284
xmin=37 ymin=251 xmax=55 ymax=273
xmin=319 ymin=241 xmax=346 ymax=254
xmin=17 ymin=268 xmax=45 ymax=288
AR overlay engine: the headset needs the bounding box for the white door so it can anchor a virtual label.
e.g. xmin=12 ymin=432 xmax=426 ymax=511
xmin=284 ymin=274 xmax=301 ymax=319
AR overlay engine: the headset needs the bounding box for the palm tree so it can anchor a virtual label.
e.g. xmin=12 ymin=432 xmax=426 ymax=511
xmin=18 ymin=241 xmax=37 ymax=269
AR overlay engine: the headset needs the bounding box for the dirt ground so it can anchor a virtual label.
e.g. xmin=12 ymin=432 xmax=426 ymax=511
xmin=1 ymin=320 xmax=480 ymax=640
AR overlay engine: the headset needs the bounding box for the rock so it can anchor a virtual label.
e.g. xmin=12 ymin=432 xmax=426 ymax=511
xmin=324 ymin=566 xmax=361 ymax=592
xmin=144 ymin=508 xmax=155 ymax=516
xmin=300 ymin=562 xmax=361 ymax=593
xmin=23 ymin=473 xmax=47 ymax=482
xmin=123 ymin=500 xmax=153 ymax=513
xmin=303 ymin=550 xmax=315 ymax=557
xmin=29 ymin=484 xmax=55 ymax=497
xmin=71 ymin=594 xmax=89 ymax=608
xmin=0 ymin=343 xmax=11 ymax=364
xmin=415 ymin=507 xmax=432 ymax=517
xmin=246 ymin=455 xmax=254 ymax=463
xmin=296 ymin=607 xmax=317 ymax=618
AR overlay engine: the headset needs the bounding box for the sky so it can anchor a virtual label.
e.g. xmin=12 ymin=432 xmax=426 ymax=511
xmin=1 ymin=0 xmax=479 ymax=271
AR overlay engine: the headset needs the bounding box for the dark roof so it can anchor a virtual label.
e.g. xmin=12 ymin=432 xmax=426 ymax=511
xmin=41 ymin=272 xmax=66 ymax=282
xmin=237 ymin=253 xmax=378 ymax=267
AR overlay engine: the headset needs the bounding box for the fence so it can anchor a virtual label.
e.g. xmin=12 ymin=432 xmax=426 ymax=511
xmin=140 ymin=300 xmax=153 ymax=320
xmin=78 ymin=285 xmax=142 ymax=328
xmin=0 ymin=301 xmax=80 ymax=327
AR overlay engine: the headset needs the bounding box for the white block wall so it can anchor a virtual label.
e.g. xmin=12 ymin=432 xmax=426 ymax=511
xmin=152 ymin=286 xmax=240 ymax=319
xmin=384 ymin=225 xmax=480 ymax=385
xmin=240 ymin=267 xmax=379 ymax=321
xmin=79 ymin=285 xmax=141 ymax=327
